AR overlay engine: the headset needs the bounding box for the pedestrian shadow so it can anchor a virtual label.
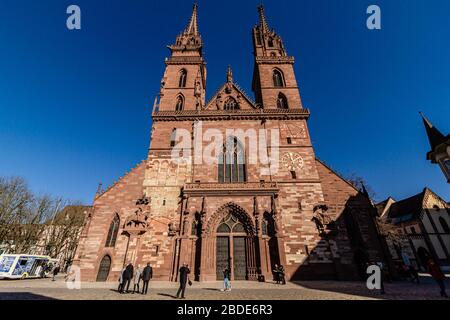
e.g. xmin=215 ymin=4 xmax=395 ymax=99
xmin=157 ymin=293 xmax=178 ymax=299
xmin=109 ymin=289 xmax=121 ymax=294
xmin=203 ymin=288 xmax=221 ymax=291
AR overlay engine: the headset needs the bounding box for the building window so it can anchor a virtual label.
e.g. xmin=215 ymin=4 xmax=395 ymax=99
xmin=105 ymin=214 xmax=120 ymax=247
xmin=439 ymin=217 xmax=450 ymax=233
xmin=287 ymin=137 xmax=292 ymax=144
xmin=273 ymin=69 xmax=285 ymax=87
xmin=170 ymin=128 xmax=177 ymax=147
xmin=268 ymin=38 xmax=274 ymax=47
xmin=290 ymin=171 xmax=297 ymax=179
xmin=224 ymin=97 xmax=239 ymax=110
xmin=277 ymin=93 xmax=289 ymax=109
xmin=218 ymin=137 xmax=246 ymax=183
xmin=179 ymin=69 xmax=187 ymax=88
xmin=175 ymin=95 xmax=184 ymax=111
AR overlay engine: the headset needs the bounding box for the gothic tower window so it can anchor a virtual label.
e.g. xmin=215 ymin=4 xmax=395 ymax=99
xmin=179 ymin=69 xmax=187 ymax=88
xmin=175 ymin=95 xmax=184 ymax=111
xmin=268 ymin=37 xmax=274 ymax=47
xmin=218 ymin=137 xmax=246 ymax=183
xmin=273 ymin=69 xmax=285 ymax=87
xmin=105 ymin=214 xmax=120 ymax=247
xmin=224 ymin=97 xmax=239 ymax=110
xmin=276 ymin=93 xmax=288 ymax=109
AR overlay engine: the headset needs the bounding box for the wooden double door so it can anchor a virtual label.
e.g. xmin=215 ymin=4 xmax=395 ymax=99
xmin=216 ymin=213 xmax=248 ymax=280
xmin=216 ymin=236 xmax=247 ymax=280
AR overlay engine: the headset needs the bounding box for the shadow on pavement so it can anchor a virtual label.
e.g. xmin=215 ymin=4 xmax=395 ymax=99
xmin=157 ymin=293 xmax=178 ymax=299
xmin=0 ymin=292 xmax=57 ymax=300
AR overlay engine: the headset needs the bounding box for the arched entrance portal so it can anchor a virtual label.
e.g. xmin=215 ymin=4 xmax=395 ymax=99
xmin=96 ymin=255 xmax=111 ymax=282
xmin=216 ymin=213 xmax=248 ymax=280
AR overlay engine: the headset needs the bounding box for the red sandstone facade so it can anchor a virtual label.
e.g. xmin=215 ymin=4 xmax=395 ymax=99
xmin=74 ymin=4 xmax=385 ymax=282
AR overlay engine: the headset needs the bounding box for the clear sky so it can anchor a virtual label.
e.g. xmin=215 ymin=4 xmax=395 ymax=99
xmin=0 ymin=0 xmax=449 ymax=204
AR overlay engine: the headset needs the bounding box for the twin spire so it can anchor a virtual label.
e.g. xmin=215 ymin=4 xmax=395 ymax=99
xmin=257 ymin=5 xmax=271 ymax=34
xmin=179 ymin=3 xmax=272 ymax=38
xmin=183 ymin=2 xmax=199 ymax=36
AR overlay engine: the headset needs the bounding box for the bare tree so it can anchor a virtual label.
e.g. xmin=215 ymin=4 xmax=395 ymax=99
xmin=0 ymin=176 xmax=84 ymax=261
xmin=44 ymin=204 xmax=86 ymax=265
xmin=344 ymin=173 xmax=377 ymax=200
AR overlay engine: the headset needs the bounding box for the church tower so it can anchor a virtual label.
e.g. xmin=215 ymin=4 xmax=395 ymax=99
xmin=252 ymin=5 xmax=303 ymax=110
xmin=157 ymin=3 xmax=206 ymax=112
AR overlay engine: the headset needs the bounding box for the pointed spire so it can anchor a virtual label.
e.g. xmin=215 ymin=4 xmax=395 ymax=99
xmin=184 ymin=2 xmax=199 ymax=36
xmin=257 ymin=4 xmax=270 ymax=34
xmin=226 ymin=65 xmax=233 ymax=83
xmin=420 ymin=112 xmax=446 ymax=150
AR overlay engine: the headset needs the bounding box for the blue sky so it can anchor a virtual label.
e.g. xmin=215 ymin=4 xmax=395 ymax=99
xmin=0 ymin=0 xmax=448 ymax=204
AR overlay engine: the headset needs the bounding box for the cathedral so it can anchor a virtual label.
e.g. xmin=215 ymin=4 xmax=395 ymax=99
xmin=74 ymin=4 xmax=385 ymax=282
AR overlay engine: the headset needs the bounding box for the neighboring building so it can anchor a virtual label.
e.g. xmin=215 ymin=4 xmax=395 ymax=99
xmin=74 ymin=4 xmax=385 ymax=282
xmin=1 ymin=205 xmax=89 ymax=271
xmin=377 ymin=188 xmax=450 ymax=272
xmin=420 ymin=112 xmax=450 ymax=183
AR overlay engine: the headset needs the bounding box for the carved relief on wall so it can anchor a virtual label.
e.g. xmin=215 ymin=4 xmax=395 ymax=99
xmin=124 ymin=196 xmax=151 ymax=234
xmin=311 ymin=204 xmax=336 ymax=236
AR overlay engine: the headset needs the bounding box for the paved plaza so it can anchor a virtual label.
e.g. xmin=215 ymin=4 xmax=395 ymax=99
xmin=0 ymin=275 xmax=448 ymax=300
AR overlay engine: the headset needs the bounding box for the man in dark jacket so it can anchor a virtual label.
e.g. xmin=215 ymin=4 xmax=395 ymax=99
xmin=120 ymin=262 xmax=134 ymax=293
xmin=278 ymin=265 xmax=286 ymax=285
xmin=141 ymin=263 xmax=153 ymax=295
xmin=176 ymin=263 xmax=191 ymax=299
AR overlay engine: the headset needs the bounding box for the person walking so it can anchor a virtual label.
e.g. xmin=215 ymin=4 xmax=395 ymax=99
xmin=221 ymin=267 xmax=231 ymax=292
xmin=273 ymin=264 xmax=280 ymax=284
xmin=426 ymin=258 xmax=448 ymax=298
xmin=176 ymin=263 xmax=191 ymax=299
xmin=133 ymin=264 xmax=142 ymax=294
xmin=278 ymin=265 xmax=286 ymax=285
xmin=141 ymin=263 xmax=153 ymax=295
xmin=40 ymin=262 xmax=47 ymax=278
xmin=52 ymin=264 xmax=60 ymax=281
xmin=120 ymin=262 xmax=134 ymax=294
xmin=118 ymin=265 xmax=127 ymax=292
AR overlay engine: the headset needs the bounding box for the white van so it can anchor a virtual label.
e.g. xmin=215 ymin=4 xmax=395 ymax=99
xmin=0 ymin=254 xmax=57 ymax=279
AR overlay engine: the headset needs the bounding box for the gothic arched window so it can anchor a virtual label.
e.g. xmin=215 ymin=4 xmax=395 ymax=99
xmin=175 ymin=95 xmax=184 ymax=111
xmin=218 ymin=137 xmax=246 ymax=183
xmin=224 ymin=97 xmax=239 ymax=110
xmin=273 ymin=69 xmax=285 ymax=87
xmin=105 ymin=214 xmax=120 ymax=247
xmin=217 ymin=214 xmax=245 ymax=233
xmin=276 ymin=93 xmax=288 ymax=109
xmin=439 ymin=217 xmax=450 ymax=233
xmin=179 ymin=69 xmax=187 ymax=88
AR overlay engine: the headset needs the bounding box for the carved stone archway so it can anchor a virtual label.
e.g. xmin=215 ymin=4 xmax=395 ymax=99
xmin=201 ymin=202 xmax=258 ymax=281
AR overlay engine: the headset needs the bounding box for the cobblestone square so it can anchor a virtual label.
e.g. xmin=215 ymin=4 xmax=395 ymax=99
xmin=0 ymin=275 xmax=448 ymax=300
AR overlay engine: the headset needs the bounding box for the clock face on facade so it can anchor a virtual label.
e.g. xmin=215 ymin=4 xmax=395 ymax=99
xmin=281 ymin=152 xmax=304 ymax=171
xmin=280 ymin=122 xmax=306 ymax=138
